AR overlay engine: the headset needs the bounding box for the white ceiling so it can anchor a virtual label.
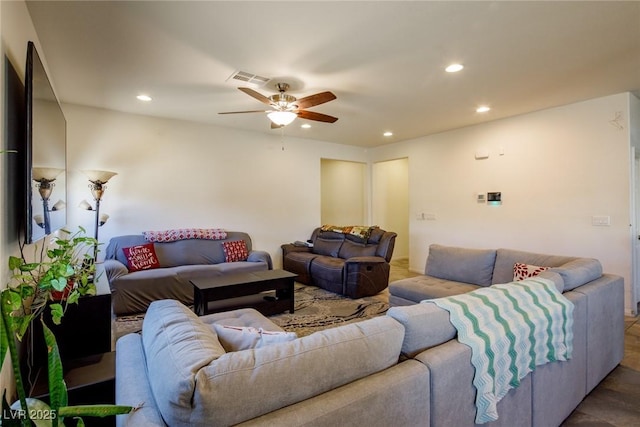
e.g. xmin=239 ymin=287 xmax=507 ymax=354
xmin=26 ymin=1 xmax=640 ymax=147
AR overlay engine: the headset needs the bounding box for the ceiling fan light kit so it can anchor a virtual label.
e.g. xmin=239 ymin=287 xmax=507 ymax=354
xmin=220 ymin=82 xmax=338 ymax=128
xmin=267 ymin=111 xmax=297 ymax=126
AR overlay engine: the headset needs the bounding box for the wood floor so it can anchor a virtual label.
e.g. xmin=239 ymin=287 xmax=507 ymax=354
xmin=388 ymin=259 xmax=640 ymax=426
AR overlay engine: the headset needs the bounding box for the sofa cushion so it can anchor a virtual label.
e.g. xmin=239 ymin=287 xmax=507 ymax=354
xmin=492 ymin=248 xmax=575 ymax=284
xmin=387 ymin=303 xmax=457 ymax=357
xmin=548 ymin=258 xmax=603 ymax=291
xmin=212 ymin=324 xmax=297 ymax=352
xmin=389 ymin=276 xmax=480 ymax=303
xmin=309 ymin=256 xmax=345 ymax=283
xmin=190 ymin=316 xmax=405 ymax=426
xmin=425 ymin=244 xmax=497 ymax=286
xmin=313 ymin=236 xmax=343 ymax=257
xmin=142 ymin=300 xmax=226 ymax=427
xmin=222 ymin=240 xmax=249 ymax=262
xmin=338 ymin=239 xmax=378 ymax=259
xmin=122 ymin=243 xmax=160 ymax=272
xmin=199 ymin=307 xmax=285 ymax=332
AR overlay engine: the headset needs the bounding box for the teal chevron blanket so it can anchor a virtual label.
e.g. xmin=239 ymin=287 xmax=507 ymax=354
xmin=426 ymin=278 xmax=574 ymax=424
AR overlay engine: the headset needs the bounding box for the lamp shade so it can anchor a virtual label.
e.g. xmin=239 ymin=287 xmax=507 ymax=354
xmin=267 ymin=111 xmax=297 ymax=126
xmin=78 ymin=200 xmax=93 ymax=210
xmin=82 ymin=170 xmax=117 ymax=184
xmin=32 ymin=167 xmax=63 ymax=182
xmin=52 ymin=200 xmax=66 ymax=211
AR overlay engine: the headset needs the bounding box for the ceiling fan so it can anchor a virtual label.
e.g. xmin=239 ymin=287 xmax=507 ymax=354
xmin=219 ymin=83 xmax=338 ymax=128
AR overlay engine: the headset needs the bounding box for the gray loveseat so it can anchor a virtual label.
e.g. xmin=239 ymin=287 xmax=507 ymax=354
xmin=281 ymin=226 xmax=397 ymax=298
xmin=104 ymin=232 xmax=272 ymax=315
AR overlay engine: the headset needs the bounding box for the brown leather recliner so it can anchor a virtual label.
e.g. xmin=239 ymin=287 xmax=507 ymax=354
xmin=281 ymin=227 xmax=397 ymax=298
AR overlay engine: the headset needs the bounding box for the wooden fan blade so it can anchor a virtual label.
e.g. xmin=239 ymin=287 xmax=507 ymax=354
xmin=218 ymin=110 xmax=268 ymax=115
xmin=296 ymin=109 xmax=338 ymax=123
xmin=295 ymin=91 xmax=336 ymax=109
xmin=238 ymin=87 xmax=272 ymax=105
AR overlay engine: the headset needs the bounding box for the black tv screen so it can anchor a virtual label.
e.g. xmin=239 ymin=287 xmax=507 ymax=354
xmin=25 ymin=41 xmax=67 ymax=244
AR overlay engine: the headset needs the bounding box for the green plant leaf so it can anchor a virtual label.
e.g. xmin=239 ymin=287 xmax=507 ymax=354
xmin=0 ymin=292 xmax=30 ymax=424
xmin=58 ymin=404 xmax=134 ymax=418
xmin=18 ymin=262 xmax=39 ymax=273
xmin=14 ymin=314 xmax=34 ymax=340
xmin=5 ymin=290 xmax=22 ymax=311
xmin=50 ymin=278 xmax=67 ymax=292
xmin=66 ymin=290 xmax=80 ymax=305
xmin=49 ymin=304 xmax=64 ymax=326
xmin=42 ymin=320 xmax=67 ymax=427
xmin=8 ymin=256 xmax=23 ymax=271
xmin=0 ymin=314 xmax=8 ymax=379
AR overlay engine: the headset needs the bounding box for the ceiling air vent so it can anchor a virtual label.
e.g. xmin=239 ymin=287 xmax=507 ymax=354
xmin=226 ymin=70 xmax=270 ymax=86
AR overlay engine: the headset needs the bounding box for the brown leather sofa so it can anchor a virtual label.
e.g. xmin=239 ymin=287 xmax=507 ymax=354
xmin=281 ymin=227 xmax=397 ymax=298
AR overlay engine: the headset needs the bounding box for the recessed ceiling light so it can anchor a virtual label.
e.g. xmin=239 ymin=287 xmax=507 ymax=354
xmin=445 ymin=63 xmax=464 ymax=73
xmin=383 ymin=131 xmax=393 ymax=137
xmin=136 ymin=94 xmax=152 ymax=102
xmin=301 ymin=123 xmax=311 ymax=129
xmin=476 ymin=106 xmax=491 ymax=113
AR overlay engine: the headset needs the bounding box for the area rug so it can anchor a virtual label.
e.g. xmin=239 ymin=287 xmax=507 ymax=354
xmin=113 ymin=283 xmax=389 ymax=340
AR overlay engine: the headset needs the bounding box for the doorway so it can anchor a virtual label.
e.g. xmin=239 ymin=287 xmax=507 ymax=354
xmin=372 ymin=158 xmax=409 ymax=261
xmin=631 ymin=147 xmax=640 ymax=315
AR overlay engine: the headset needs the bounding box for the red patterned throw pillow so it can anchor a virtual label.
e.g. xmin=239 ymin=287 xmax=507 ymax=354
xmin=122 ymin=243 xmax=161 ymax=272
xmin=513 ymin=262 xmax=550 ymax=281
xmin=222 ymin=240 xmax=249 ymax=262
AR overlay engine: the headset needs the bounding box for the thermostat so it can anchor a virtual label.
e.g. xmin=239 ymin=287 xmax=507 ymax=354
xmin=487 ymin=192 xmax=502 ymax=205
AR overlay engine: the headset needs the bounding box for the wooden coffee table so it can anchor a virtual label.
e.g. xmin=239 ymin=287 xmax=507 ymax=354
xmin=190 ymin=269 xmax=297 ymax=316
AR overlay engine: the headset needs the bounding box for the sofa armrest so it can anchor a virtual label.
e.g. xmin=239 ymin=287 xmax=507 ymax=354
xmin=345 ymin=256 xmax=386 ymax=265
xmin=247 ymin=250 xmax=273 ymax=269
xmin=116 ymin=334 xmax=166 ymax=427
xmin=104 ymin=259 xmax=129 ymax=285
xmin=343 ymin=256 xmax=390 ymax=298
xmin=281 ymin=243 xmax=312 ymax=257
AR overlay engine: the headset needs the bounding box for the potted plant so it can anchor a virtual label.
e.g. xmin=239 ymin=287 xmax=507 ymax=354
xmin=1 ymin=227 xmax=134 ymax=426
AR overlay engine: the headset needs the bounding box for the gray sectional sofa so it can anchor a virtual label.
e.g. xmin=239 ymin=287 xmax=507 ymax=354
xmin=104 ymin=232 xmax=272 ymax=315
xmin=116 ymin=300 xmax=430 ymax=427
xmin=115 ymin=244 xmax=624 ymax=427
xmin=389 ymin=244 xmax=605 ymax=304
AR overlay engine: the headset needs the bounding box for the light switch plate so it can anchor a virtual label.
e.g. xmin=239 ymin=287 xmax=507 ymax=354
xmin=591 ymin=215 xmax=611 ymax=226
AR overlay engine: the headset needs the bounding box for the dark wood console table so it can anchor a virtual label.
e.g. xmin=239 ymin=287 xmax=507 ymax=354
xmin=23 ymin=267 xmax=115 ymax=426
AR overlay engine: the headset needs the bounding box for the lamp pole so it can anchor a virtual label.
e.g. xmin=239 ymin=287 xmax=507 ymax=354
xmin=89 ymin=180 xmax=106 ymax=262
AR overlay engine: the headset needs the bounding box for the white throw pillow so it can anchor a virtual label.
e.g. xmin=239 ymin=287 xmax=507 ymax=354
xmin=513 ymin=262 xmax=550 ymax=281
xmin=212 ymin=324 xmax=297 ymax=352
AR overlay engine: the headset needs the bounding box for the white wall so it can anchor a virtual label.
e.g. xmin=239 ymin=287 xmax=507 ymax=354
xmin=63 ymin=104 xmax=368 ymax=267
xmin=372 ymin=93 xmax=634 ymax=312
xmin=630 ymin=93 xmax=640 ymax=313
xmin=320 ymin=159 xmax=367 ymax=225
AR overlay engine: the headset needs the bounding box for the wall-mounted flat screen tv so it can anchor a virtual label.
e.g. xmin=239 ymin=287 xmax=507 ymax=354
xmin=25 ymin=41 xmax=67 ymax=244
